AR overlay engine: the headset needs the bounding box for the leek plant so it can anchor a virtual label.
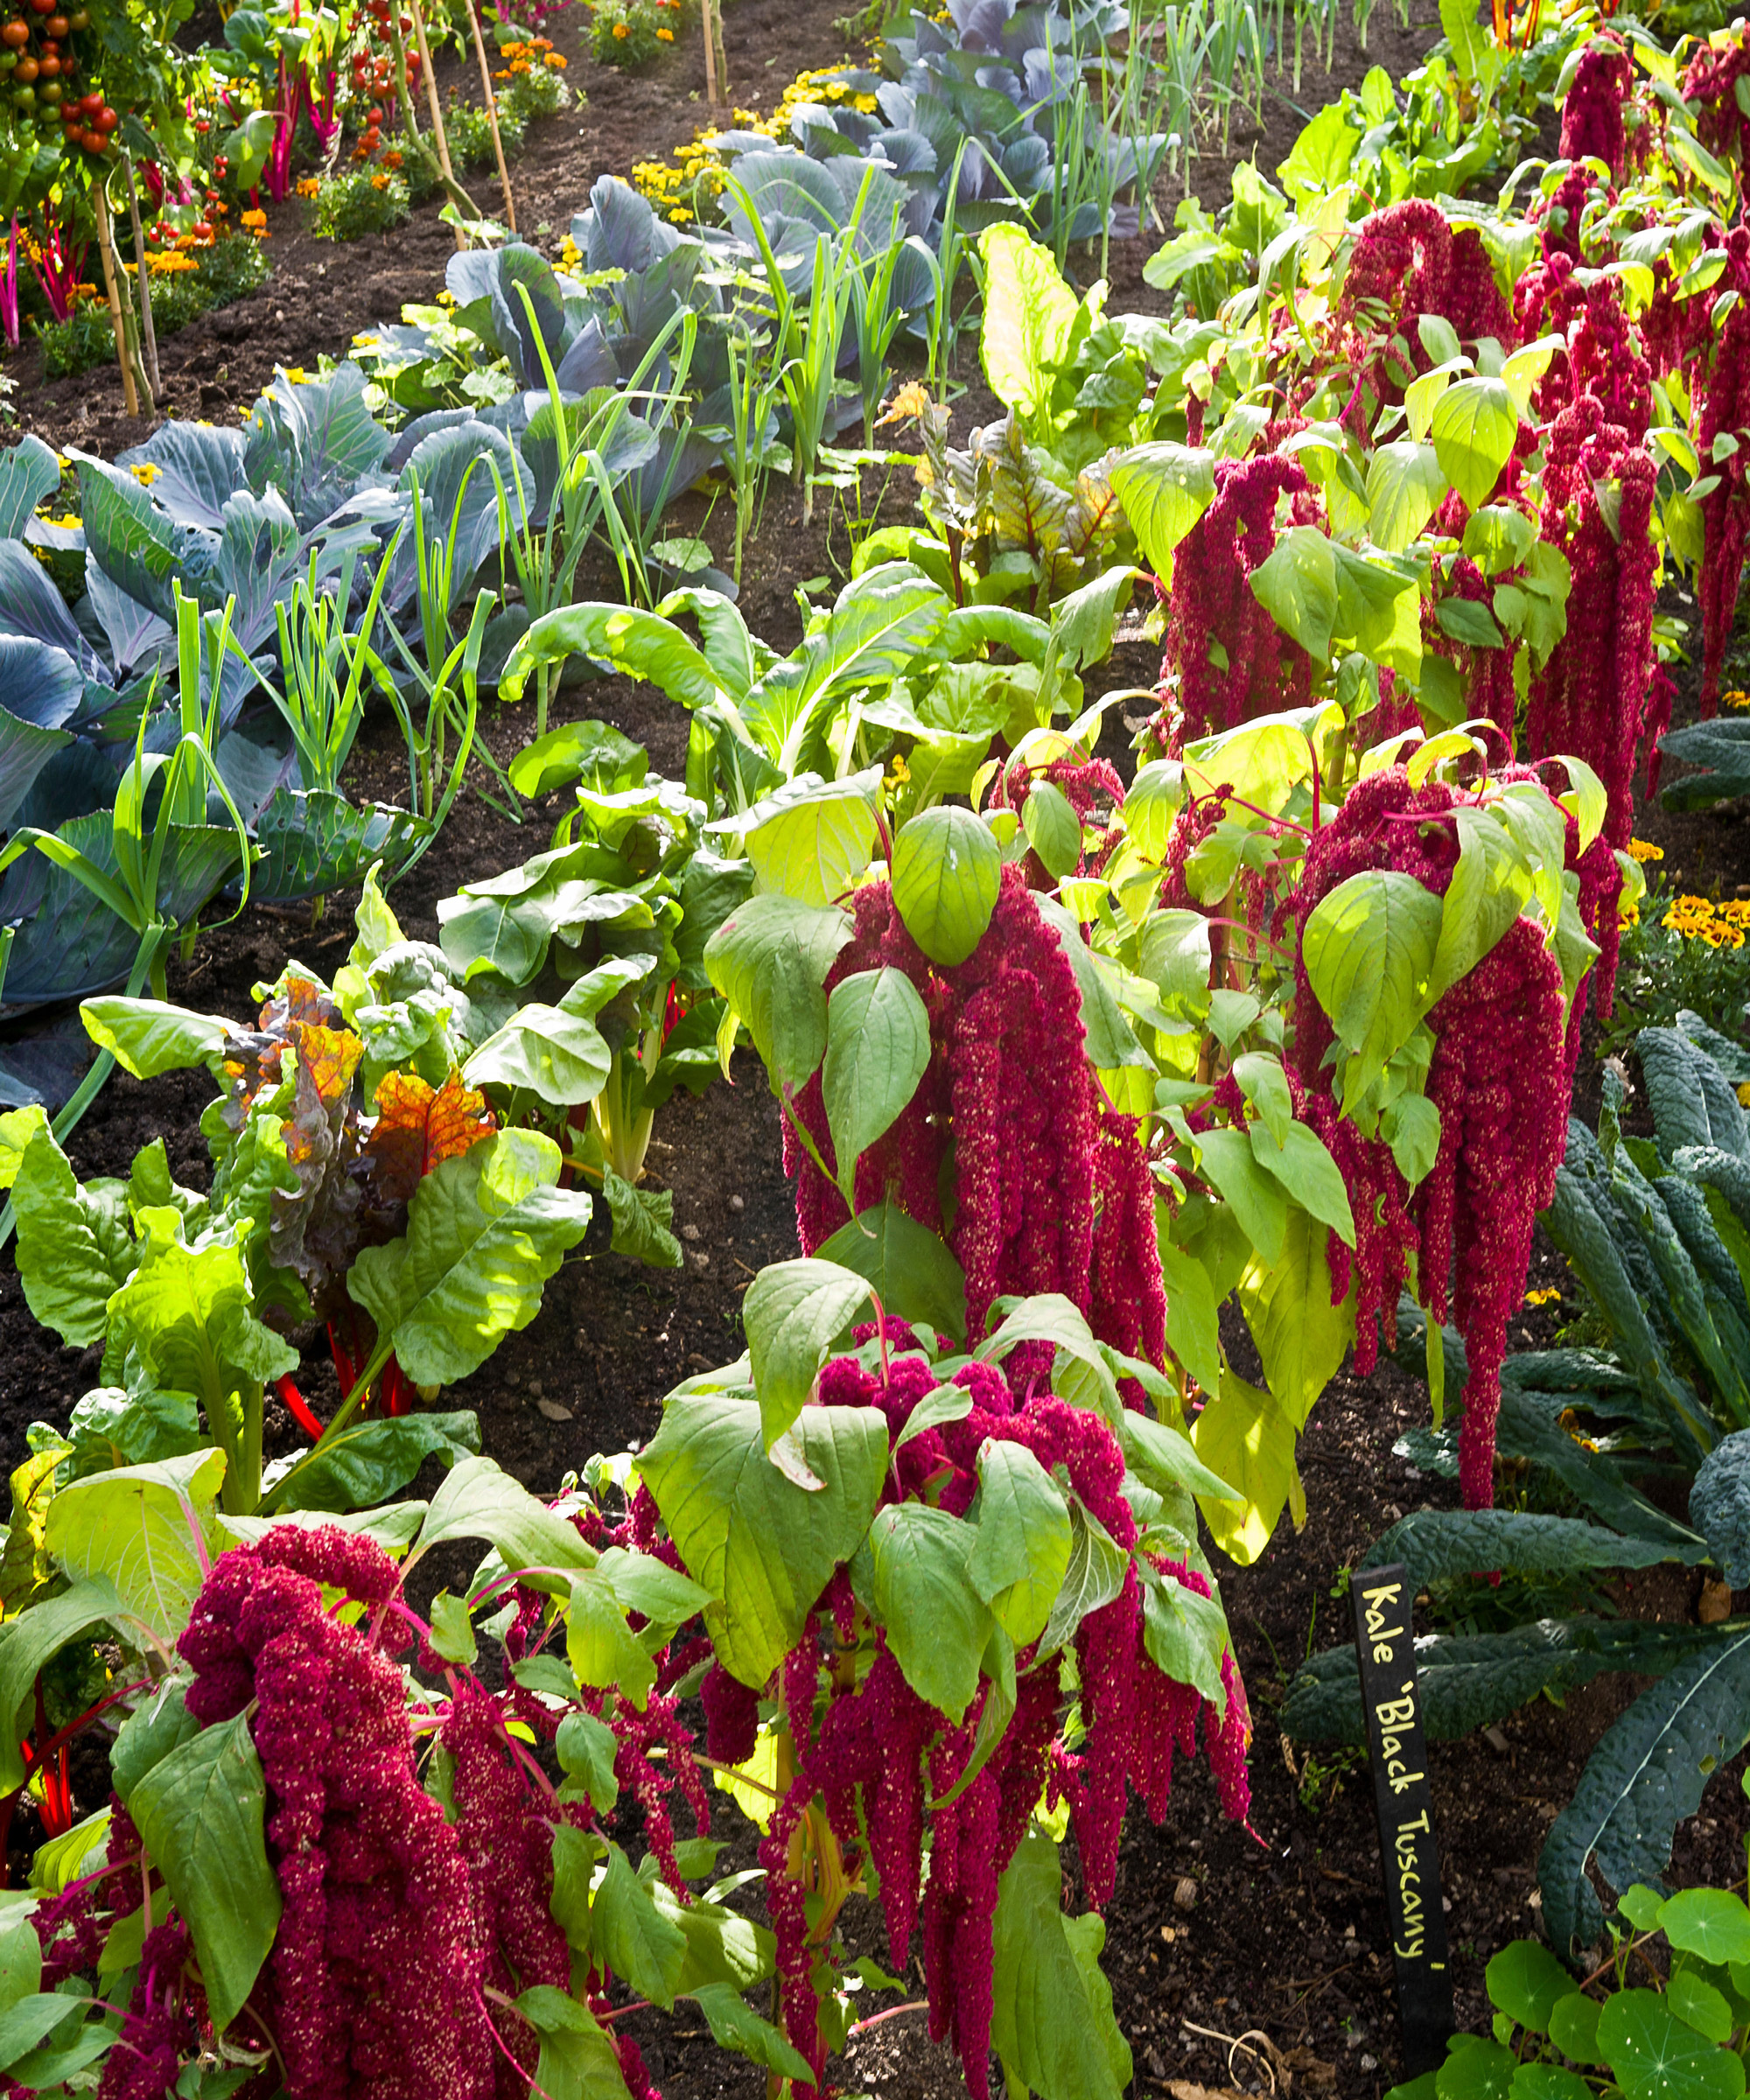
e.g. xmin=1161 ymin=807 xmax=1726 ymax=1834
xmin=269 ymin=540 xmax=399 ymax=796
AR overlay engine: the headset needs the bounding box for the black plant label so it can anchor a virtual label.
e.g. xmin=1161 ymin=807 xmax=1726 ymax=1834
xmin=1352 ymin=1561 xmax=1454 ymax=2078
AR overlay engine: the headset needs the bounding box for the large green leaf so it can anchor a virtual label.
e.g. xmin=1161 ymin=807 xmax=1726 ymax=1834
xmin=79 ymin=998 xmax=231 ymax=1080
xmin=821 ymin=969 xmax=932 ymax=1208
xmin=1188 ymin=1369 xmax=1301 ymax=1565
xmin=412 ymin=1454 xmax=598 ymax=1586
xmin=1369 ymin=1508 xmax=1682 ymax=1589
xmin=990 ymin=1835 xmax=1131 ymax=2100
xmin=968 ymin=1440 xmax=1073 ymax=1648
xmin=637 ymin=1393 xmax=889 ymax=1688
xmin=1366 ymin=440 xmax=1447 ymax=554
xmin=270 ymin=1411 xmax=481 ymax=1515
xmin=499 ymin=603 xmax=731 ymax=712
xmin=45 ymin=1451 xmax=226 ymax=1645
xmin=979 ymin=224 xmax=1080 ymax=418
xmin=347 ymin=1130 xmax=592 ymax=1388
xmin=853 ymin=1502 xmax=991 ymax=1718
xmin=10 ymin=1124 xmax=136 ymax=1348
xmin=704 ymin=894 xmax=853 ymax=1092
xmin=816 ymin=1205 xmax=968 ymax=1340
xmin=463 ymin=963 xmax=643 ymax=1107
xmin=1300 ymin=870 xmax=1444 ymax=1102
xmin=1250 ymin=524 xmax=1339 ymax=661
xmin=0 ymin=1578 xmax=124 ymax=1793
xmin=1237 ymin=1210 xmax=1354 ymax=1430
xmin=127 ymin=1710 xmax=279 ymax=2033
xmin=891 ymin=806 xmax=1002 ymax=967
xmin=514 ymin=1986 xmax=634 ymax=2100
xmin=1541 ymin=1627 xmax=1750 ymax=1954
xmin=736 ymin=773 xmax=879 ymax=908
xmin=1430 ymin=376 xmax=1518 ymax=510
xmin=690 ymin=1984 xmax=816 ymax=2085
xmin=591 ymin=1842 xmax=688 ymax=2007
xmin=1427 ymin=806 xmax=1533 ymax=1008
xmin=741 ymin=1258 xmax=873 ymax=1449
xmin=1109 ymin=443 xmax=1215 ymax=579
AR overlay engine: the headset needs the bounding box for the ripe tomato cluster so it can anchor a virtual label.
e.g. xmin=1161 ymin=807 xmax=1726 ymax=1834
xmin=346 ymin=0 xmax=420 ymax=151
xmin=1 ymin=0 xmax=116 ymax=151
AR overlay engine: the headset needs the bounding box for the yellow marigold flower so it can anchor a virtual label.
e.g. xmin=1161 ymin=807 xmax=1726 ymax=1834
xmin=612 ymin=20 xmax=628 ymax=35
xmin=656 ymin=24 xmax=672 ymax=37
xmin=1626 ymin=837 xmax=1663 ymax=862
xmin=668 ymin=206 xmax=694 ymax=222
xmin=560 ymin=236 xmax=581 ymax=267
xmin=284 ymin=366 xmax=308 ymax=383
xmin=130 ymin=463 xmax=160 ymax=487
xmin=1524 ymin=1285 xmax=1561 ymax=1307
xmin=296 ymin=177 xmax=321 ymax=199
xmin=854 ymin=93 xmax=878 ymax=112
xmin=1723 ymin=689 xmax=1750 ymax=710
xmin=878 ymin=379 xmax=931 ymax=426
xmin=545 ymin=50 xmax=566 ymax=64
xmin=1737 ymin=1082 xmax=1750 ymax=1108
xmin=241 ymin=208 xmax=268 ymax=231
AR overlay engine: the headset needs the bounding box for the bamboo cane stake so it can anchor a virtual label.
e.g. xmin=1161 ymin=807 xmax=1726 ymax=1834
xmin=702 ymin=0 xmax=718 ymax=105
xmin=464 ymin=1 xmax=517 ymax=232
xmin=408 ymin=0 xmax=465 ymax=251
xmin=92 ymin=186 xmax=140 ymax=419
xmin=122 ymin=155 xmax=161 ymax=402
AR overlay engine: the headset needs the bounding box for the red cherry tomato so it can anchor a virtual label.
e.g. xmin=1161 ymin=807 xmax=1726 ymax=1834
xmin=13 ymin=54 xmax=36 ymax=79
xmin=37 ymin=52 xmax=58 ymax=74
xmin=0 ymin=19 xmax=27 ymax=45
xmin=92 ymin=103 xmax=115 ymax=130
xmin=44 ymin=11 xmax=66 ymax=30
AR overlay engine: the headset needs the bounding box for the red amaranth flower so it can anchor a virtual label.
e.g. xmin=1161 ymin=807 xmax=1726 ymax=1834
xmin=96 ymin=1919 xmax=199 ymax=2100
xmin=1525 ymin=396 xmax=1656 ymax=850
xmin=1560 ymin=38 xmax=1634 ymax=179
xmin=178 ymin=1528 xmax=495 ymax=2100
xmin=1150 ymin=454 xmax=1316 ymax=755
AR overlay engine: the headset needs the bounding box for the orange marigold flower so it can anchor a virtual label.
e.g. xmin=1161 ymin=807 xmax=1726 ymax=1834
xmin=612 ymin=19 xmax=628 ymax=33
xmin=655 ymin=24 xmax=672 ymax=36
xmin=544 ymin=49 xmax=566 ymax=63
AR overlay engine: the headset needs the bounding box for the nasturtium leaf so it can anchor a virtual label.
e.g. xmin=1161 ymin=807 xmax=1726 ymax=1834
xmin=46 ymin=1452 xmax=226 ymax=1647
xmin=637 ymin=1395 xmax=889 ymax=1689
xmin=1511 ymin=2065 xmax=1597 ymax=2100
xmin=1431 ymin=376 xmax=1518 ymax=510
xmin=1596 ymin=1989 xmax=1746 ymax=2100
xmin=822 ymin=970 xmax=932 ymax=1208
xmin=990 ymin=1836 xmax=1131 ymax=2100
xmin=1667 ymin=1969 xmax=1735 ymax=2046
xmin=1549 ymin=1992 xmax=1605 ymax=2066
xmin=816 ymin=1205 xmax=968 ymax=1340
xmin=1301 ymin=870 xmax=1445 ymax=1101
xmin=690 ymin=1984 xmax=816 ymax=2085
xmin=968 ymin=1441 xmax=1073 ymax=1647
xmin=742 ymin=1258 xmax=873 ymax=1449
xmin=1486 ymin=1940 xmax=1572 ymax=2034
xmin=347 ymin=1130 xmax=592 ymax=1389
xmin=853 ymin=1502 xmax=992 ymax=1719
xmin=1660 ymin=1889 xmax=1750 ymax=1967
xmin=1436 ymin=2036 xmax=1517 ymax=2100
xmin=80 ymin=998 xmax=232 ymax=1080
xmin=1110 ymin=443 xmax=1215 ymax=579
xmin=704 ymin=894 xmax=854 ymax=1091
xmin=891 ymin=806 xmax=1003 ymax=966
xmin=128 ymin=1710 xmax=279 ymax=2034
xmin=414 ymin=1454 xmax=598 ymax=1586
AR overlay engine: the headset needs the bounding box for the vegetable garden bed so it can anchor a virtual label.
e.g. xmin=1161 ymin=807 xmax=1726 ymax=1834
xmin=4 ymin=0 xmax=1750 ymax=2096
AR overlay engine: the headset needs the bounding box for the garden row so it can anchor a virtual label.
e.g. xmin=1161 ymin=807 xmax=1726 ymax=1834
xmin=2 ymin=1 xmax=1750 ymax=2097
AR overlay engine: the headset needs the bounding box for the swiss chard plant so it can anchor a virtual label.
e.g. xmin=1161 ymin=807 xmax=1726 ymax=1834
xmin=1284 ymin=1018 xmax=1750 ymax=1956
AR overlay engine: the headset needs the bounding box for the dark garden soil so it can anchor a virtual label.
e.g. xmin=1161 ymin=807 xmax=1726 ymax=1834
xmin=6 ymin=0 xmax=1750 ymax=2094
